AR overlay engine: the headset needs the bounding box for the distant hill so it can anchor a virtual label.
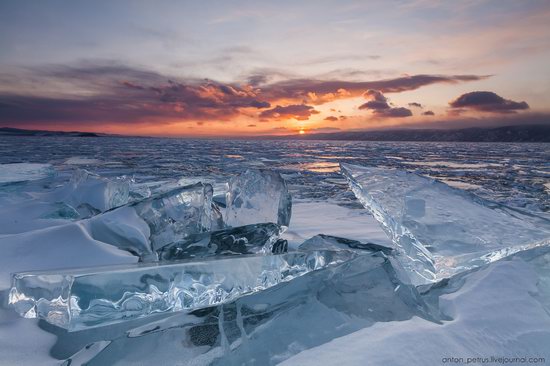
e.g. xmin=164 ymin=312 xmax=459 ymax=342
xmin=2 ymin=125 xmax=549 ymax=142
xmin=265 ymin=125 xmax=550 ymax=142
xmin=0 ymin=127 xmax=104 ymax=137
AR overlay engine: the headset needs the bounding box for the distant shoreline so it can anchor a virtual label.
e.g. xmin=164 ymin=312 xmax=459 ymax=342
xmin=1 ymin=125 xmax=549 ymax=142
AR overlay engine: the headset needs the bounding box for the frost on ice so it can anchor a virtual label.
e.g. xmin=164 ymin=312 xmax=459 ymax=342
xmin=225 ymin=169 xmax=292 ymax=228
xmin=341 ymin=163 xmax=550 ymax=285
xmin=0 ymin=163 xmax=55 ymax=184
xmin=51 ymin=169 xmax=130 ymax=216
xmin=8 ymin=250 xmax=355 ymax=331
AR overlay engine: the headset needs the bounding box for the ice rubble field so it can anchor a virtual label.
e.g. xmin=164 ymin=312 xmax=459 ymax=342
xmin=0 ymin=137 xmax=549 ymax=365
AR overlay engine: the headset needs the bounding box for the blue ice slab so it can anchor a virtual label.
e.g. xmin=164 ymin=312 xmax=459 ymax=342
xmin=341 ymin=163 xmax=550 ymax=285
xmin=8 ymin=250 xmax=355 ymax=331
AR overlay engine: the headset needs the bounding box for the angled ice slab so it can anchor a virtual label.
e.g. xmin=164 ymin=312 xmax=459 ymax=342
xmin=341 ymin=163 xmax=550 ymax=285
xmin=81 ymin=250 xmax=429 ymax=366
xmin=84 ymin=182 xmax=214 ymax=260
xmin=157 ymin=223 xmax=283 ymax=260
xmin=8 ymin=250 xmax=355 ymax=331
xmin=225 ymin=169 xmax=292 ymax=227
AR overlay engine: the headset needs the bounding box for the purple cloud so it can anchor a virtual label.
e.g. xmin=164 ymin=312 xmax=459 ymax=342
xmin=359 ymin=90 xmax=412 ymax=118
xmin=449 ymin=91 xmax=529 ymax=113
xmin=259 ymin=104 xmax=319 ymax=120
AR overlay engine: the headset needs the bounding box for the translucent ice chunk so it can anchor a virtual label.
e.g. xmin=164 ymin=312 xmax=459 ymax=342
xmin=8 ymin=250 xmax=355 ymax=331
xmin=53 ymin=169 xmax=130 ymax=215
xmin=157 ymin=223 xmax=283 ymax=260
xmin=84 ymin=183 xmax=214 ymax=260
xmin=341 ymin=163 xmax=550 ymax=285
xmin=0 ymin=163 xmax=55 ymax=184
xmin=225 ymin=169 xmax=292 ymax=227
xmin=299 ymin=234 xmax=392 ymax=254
xmin=82 ymin=251 xmax=429 ymax=366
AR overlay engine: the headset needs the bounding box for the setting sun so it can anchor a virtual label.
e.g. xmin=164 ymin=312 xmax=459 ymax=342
xmin=299 ymin=129 xmax=305 ymax=134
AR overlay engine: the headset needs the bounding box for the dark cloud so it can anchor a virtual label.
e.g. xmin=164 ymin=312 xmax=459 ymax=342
xmin=408 ymin=102 xmax=423 ymax=108
xmin=260 ymin=74 xmax=489 ymax=104
xmin=359 ymin=100 xmax=391 ymax=110
xmin=247 ymin=124 xmax=257 ymax=127
xmin=324 ymin=116 xmax=339 ymax=121
xmin=247 ymin=74 xmax=269 ymax=86
xmin=449 ymin=91 xmax=529 ymax=113
xmin=423 ymin=110 xmax=435 ymax=116
xmin=383 ymin=107 xmax=413 ymax=117
xmin=359 ymin=89 xmax=391 ymax=110
xmin=359 ymin=89 xmax=412 ymax=118
xmin=363 ymin=89 xmax=388 ymax=103
xmin=259 ymin=104 xmax=319 ymax=121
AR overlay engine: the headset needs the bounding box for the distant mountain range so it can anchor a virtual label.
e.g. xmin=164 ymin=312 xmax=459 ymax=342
xmin=265 ymin=124 xmax=550 ymax=142
xmin=1 ymin=125 xmax=549 ymax=142
xmin=0 ymin=127 xmax=105 ymax=137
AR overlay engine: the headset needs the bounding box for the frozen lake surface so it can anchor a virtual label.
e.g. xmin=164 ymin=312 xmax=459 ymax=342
xmin=0 ymin=136 xmax=549 ymax=365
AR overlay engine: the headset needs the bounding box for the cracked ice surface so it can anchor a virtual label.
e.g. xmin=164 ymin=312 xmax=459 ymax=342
xmin=341 ymin=163 xmax=550 ymax=285
xmin=8 ymin=250 xmax=355 ymax=331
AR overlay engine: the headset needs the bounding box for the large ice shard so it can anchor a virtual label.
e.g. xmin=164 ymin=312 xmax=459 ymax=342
xmin=341 ymin=163 xmax=550 ymax=285
xmin=157 ymin=223 xmax=283 ymax=260
xmin=52 ymin=169 xmax=130 ymax=216
xmin=74 ymin=250 xmax=430 ymax=366
xmin=225 ymin=169 xmax=292 ymax=227
xmin=83 ymin=182 xmax=214 ymax=260
xmin=8 ymin=250 xmax=355 ymax=331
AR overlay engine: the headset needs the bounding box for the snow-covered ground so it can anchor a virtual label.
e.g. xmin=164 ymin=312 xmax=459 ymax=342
xmin=284 ymin=258 xmax=550 ymax=366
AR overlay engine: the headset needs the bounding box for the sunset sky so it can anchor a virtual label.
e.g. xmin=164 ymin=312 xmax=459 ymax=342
xmin=1 ymin=0 xmax=549 ymax=136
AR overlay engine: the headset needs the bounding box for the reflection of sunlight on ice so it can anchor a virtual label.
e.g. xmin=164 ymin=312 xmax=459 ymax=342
xmin=440 ymin=179 xmax=482 ymax=190
xmin=282 ymin=161 xmax=341 ymax=173
xmin=317 ymin=155 xmax=355 ymax=160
